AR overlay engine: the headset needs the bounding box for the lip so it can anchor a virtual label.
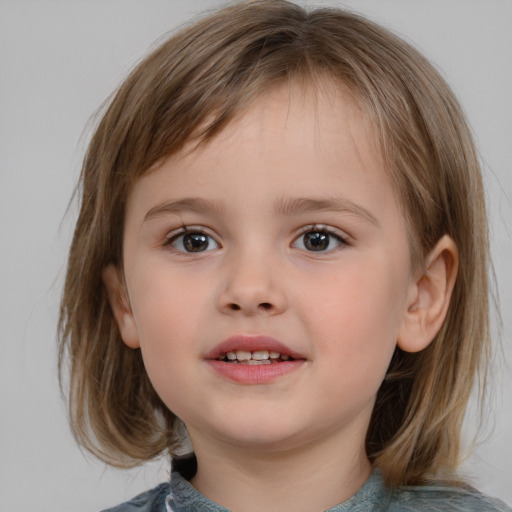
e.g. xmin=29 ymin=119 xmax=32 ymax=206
xmin=205 ymin=335 xmax=306 ymax=384
xmin=205 ymin=335 xmax=304 ymax=360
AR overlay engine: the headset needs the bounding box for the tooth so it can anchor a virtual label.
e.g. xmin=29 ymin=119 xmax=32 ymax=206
xmin=217 ymin=353 xmax=226 ymax=360
xmin=236 ymin=350 xmax=252 ymax=361
xmin=226 ymin=351 xmax=237 ymax=360
xmin=252 ymin=350 xmax=269 ymax=360
xmin=281 ymin=354 xmax=290 ymax=360
xmin=247 ymin=359 xmax=271 ymax=365
xmin=269 ymin=351 xmax=280 ymax=359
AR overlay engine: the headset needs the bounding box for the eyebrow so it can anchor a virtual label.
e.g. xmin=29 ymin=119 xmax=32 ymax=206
xmin=143 ymin=197 xmax=224 ymax=222
xmin=143 ymin=195 xmax=380 ymax=228
xmin=274 ymin=196 xmax=380 ymax=227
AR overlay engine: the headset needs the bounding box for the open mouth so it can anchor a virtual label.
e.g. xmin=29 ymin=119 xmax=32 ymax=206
xmin=217 ymin=350 xmax=294 ymax=365
xmin=207 ymin=337 xmax=304 ymax=383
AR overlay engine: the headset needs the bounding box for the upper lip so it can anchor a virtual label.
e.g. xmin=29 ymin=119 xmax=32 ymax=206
xmin=205 ymin=335 xmax=304 ymax=360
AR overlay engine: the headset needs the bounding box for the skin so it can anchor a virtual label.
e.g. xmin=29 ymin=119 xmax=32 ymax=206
xmin=104 ymin=82 xmax=458 ymax=512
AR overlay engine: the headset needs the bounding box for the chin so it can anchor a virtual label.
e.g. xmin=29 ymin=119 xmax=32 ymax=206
xmin=204 ymin=414 xmax=313 ymax=453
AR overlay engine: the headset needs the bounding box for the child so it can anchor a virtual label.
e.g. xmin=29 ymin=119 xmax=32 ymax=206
xmin=58 ymin=1 xmax=511 ymax=510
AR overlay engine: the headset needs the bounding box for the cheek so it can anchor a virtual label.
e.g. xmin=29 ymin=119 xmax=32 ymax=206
xmin=300 ymin=259 xmax=407 ymax=372
xmin=302 ymin=272 xmax=403 ymax=421
xmin=129 ymin=261 xmax=208 ymax=335
xmin=126 ymin=265 xmax=211 ymax=386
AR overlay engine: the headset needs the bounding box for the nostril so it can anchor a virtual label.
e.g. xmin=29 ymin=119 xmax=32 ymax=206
xmin=225 ymin=302 xmax=275 ymax=313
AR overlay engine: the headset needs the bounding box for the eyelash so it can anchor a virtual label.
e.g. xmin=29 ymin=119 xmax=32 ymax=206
xmin=164 ymin=226 xmax=220 ymax=254
xmin=292 ymin=224 xmax=350 ymax=253
xmin=163 ymin=224 xmax=350 ymax=254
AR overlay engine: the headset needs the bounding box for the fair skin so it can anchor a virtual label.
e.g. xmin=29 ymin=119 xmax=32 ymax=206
xmin=104 ymin=83 xmax=458 ymax=512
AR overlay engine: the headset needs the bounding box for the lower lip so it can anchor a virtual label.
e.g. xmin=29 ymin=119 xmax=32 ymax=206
xmin=207 ymin=360 xmax=304 ymax=384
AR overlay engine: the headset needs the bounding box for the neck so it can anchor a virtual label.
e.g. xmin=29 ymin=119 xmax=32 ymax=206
xmin=188 ymin=430 xmax=372 ymax=512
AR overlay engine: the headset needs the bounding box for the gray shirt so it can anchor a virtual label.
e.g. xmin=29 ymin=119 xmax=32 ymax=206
xmin=102 ymin=469 xmax=511 ymax=512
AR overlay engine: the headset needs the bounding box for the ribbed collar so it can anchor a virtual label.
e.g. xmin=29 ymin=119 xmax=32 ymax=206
xmin=165 ymin=468 xmax=391 ymax=512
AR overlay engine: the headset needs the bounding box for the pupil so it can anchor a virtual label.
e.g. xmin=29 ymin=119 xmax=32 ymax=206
xmin=304 ymin=232 xmax=329 ymax=251
xmin=184 ymin=233 xmax=208 ymax=252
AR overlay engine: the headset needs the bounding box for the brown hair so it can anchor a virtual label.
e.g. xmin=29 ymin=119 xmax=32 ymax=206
xmin=59 ymin=0 xmax=491 ymax=486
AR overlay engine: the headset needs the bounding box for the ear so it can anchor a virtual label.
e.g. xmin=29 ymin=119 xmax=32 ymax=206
xmin=397 ymin=235 xmax=459 ymax=353
xmin=102 ymin=264 xmax=140 ymax=349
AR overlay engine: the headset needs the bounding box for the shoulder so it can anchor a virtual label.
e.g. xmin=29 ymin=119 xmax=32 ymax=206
xmin=388 ymin=483 xmax=511 ymax=512
xmin=100 ymin=482 xmax=170 ymax=512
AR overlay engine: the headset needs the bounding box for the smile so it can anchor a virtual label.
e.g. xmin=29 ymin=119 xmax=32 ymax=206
xmin=218 ymin=350 xmax=293 ymax=364
xmin=206 ymin=335 xmax=305 ymax=383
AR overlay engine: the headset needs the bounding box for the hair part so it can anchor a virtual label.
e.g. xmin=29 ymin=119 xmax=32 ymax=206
xmin=59 ymin=0 xmax=491 ymax=486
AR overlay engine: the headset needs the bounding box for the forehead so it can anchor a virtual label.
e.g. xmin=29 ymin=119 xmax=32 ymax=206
xmin=126 ymin=82 xmax=397 ymax=224
xmin=150 ymin=80 xmax=383 ymax=180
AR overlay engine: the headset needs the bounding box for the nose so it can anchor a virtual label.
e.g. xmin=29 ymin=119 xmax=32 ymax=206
xmin=217 ymin=249 xmax=287 ymax=316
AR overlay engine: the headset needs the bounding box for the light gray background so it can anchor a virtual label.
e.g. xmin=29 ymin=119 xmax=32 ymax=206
xmin=1 ymin=1 xmax=511 ymax=511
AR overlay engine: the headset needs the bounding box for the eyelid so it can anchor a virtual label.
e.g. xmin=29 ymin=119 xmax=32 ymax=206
xmin=164 ymin=225 xmax=221 ymax=252
xmin=295 ymin=224 xmax=350 ymax=241
xmin=292 ymin=224 xmax=351 ymax=251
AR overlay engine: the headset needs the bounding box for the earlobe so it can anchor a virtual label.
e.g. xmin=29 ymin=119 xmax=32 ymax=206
xmin=397 ymin=235 xmax=459 ymax=353
xmin=102 ymin=264 xmax=140 ymax=349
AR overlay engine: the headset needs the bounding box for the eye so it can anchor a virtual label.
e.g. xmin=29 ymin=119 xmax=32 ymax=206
xmin=292 ymin=226 xmax=348 ymax=252
xmin=166 ymin=228 xmax=220 ymax=253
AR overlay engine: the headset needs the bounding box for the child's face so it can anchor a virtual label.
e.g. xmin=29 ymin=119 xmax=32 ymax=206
xmin=113 ymin=83 xmax=417 ymax=456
